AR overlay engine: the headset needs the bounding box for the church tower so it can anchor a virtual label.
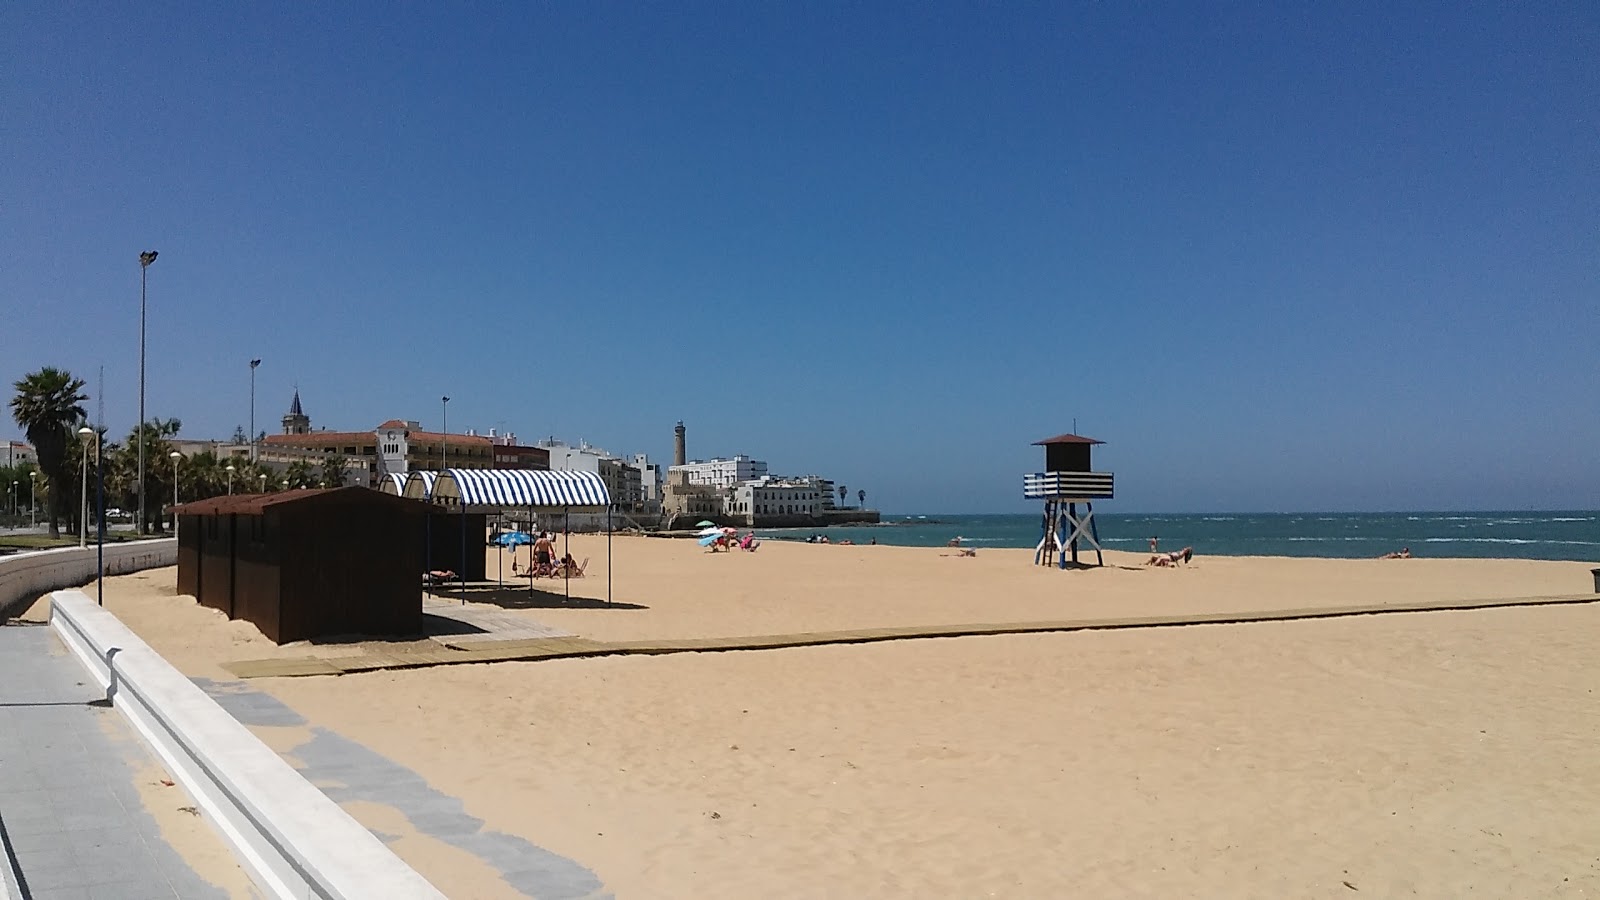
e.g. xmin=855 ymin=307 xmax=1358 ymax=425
xmin=282 ymin=390 xmax=310 ymax=435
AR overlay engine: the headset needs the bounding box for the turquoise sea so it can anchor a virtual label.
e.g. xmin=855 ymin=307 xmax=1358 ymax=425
xmin=764 ymin=512 xmax=1600 ymax=562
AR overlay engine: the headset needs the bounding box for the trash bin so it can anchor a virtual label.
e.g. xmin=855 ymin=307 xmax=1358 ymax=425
xmin=1593 ymin=568 xmax=1600 ymax=594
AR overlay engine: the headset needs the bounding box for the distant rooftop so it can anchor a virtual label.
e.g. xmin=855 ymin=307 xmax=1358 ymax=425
xmin=1032 ymin=433 xmax=1104 ymax=446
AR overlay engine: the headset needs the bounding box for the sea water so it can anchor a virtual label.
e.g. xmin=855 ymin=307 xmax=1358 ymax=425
xmin=763 ymin=512 xmax=1600 ymax=561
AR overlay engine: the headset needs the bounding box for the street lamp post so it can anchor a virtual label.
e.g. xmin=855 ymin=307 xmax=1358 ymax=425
xmin=29 ymin=472 xmax=38 ymax=528
xmin=226 ymin=464 xmax=236 ymax=495
xmin=8 ymin=481 xmax=15 ymax=522
xmin=169 ymin=451 xmax=181 ymax=533
xmin=249 ymin=359 xmax=261 ymax=461
xmin=138 ymin=250 xmax=158 ymax=534
xmin=259 ymin=473 xmax=267 ymax=493
xmin=441 ymin=396 xmax=450 ymax=471
xmin=79 ymin=427 xmax=95 ymax=548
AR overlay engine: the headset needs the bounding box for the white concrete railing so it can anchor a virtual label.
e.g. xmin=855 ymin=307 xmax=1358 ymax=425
xmin=0 ymin=539 xmax=177 ymax=619
xmin=49 ymin=590 xmax=445 ymax=900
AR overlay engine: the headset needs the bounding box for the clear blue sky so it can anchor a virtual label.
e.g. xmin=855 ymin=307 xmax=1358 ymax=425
xmin=4 ymin=3 xmax=1597 ymax=513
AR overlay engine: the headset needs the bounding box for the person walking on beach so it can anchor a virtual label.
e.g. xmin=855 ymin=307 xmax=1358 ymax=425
xmin=1148 ymin=535 xmax=1159 ymax=553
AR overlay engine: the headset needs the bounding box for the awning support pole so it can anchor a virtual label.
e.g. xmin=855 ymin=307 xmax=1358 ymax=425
xmin=607 ymin=505 xmax=613 ymax=607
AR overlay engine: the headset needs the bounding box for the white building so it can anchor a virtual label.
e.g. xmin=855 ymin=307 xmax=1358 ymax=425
xmin=671 ymin=455 xmax=768 ymax=490
xmin=629 ymin=454 xmax=663 ymax=508
xmin=537 ymin=439 xmax=647 ymax=510
xmin=4 ymin=441 xmax=37 ymax=468
xmin=728 ymin=477 xmax=822 ymax=519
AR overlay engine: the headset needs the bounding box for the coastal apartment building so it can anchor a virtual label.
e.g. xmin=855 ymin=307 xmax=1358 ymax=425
xmin=670 ymin=455 xmax=769 ymax=489
xmin=728 ymin=478 xmax=823 ymax=518
xmin=536 ymin=439 xmax=648 ymax=511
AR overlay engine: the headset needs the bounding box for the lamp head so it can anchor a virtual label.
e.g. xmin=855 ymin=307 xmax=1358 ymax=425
xmin=140 ymin=250 xmax=159 ymax=267
xmin=78 ymin=426 xmax=95 ymax=445
xmin=226 ymin=464 xmax=236 ymax=473
xmin=169 ymin=451 xmax=182 ymax=461
xmin=250 ymin=359 xmax=261 ymax=369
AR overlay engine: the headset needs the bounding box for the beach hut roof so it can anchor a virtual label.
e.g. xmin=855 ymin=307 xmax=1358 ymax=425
xmin=433 ymin=468 xmax=611 ymax=509
xmin=1032 ymin=433 xmax=1104 ymax=446
xmin=403 ymin=470 xmax=441 ymax=499
xmin=171 ymin=487 xmax=434 ymax=517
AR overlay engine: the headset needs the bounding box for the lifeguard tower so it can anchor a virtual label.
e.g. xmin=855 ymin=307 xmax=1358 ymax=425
xmin=1025 ymin=433 xmax=1114 ymax=568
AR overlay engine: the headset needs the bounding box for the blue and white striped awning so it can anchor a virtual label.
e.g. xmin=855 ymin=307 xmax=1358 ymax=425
xmin=435 ymin=469 xmax=610 ymax=508
xmin=377 ymin=473 xmax=407 ymax=496
xmin=403 ymin=471 xmax=440 ymax=500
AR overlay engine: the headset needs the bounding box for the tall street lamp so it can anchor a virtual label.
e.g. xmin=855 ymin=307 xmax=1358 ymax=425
xmin=79 ymin=427 xmax=95 ymax=548
xmin=8 ymin=481 xmax=14 ymax=520
xmin=226 ymin=464 xmax=236 ymax=495
xmin=137 ymin=250 xmax=159 ymax=534
xmin=441 ymin=396 xmax=450 ymax=471
xmin=169 ymin=451 xmax=182 ymax=533
xmin=249 ymin=358 xmax=261 ymax=461
xmin=29 ymin=471 xmax=39 ymax=528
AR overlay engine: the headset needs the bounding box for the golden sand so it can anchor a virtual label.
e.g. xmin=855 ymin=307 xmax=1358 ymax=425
xmin=39 ymin=537 xmax=1600 ymax=898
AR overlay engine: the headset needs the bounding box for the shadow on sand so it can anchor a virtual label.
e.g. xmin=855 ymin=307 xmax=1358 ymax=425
xmin=429 ymin=583 xmax=648 ymax=611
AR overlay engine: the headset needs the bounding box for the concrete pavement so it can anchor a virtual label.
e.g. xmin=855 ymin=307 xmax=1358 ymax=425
xmin=0 ymin=622 xmax=237 ymax=899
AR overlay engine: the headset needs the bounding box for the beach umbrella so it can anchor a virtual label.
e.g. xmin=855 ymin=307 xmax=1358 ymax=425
xmin=695 ymin=520 xmax=717 ymax=528
xmin=697 ymin=533 xmax=721 ymax=547
xmin=494 ymin=531 xmax=534 ymax=547
xmin=697 ymin=526 xmax=723 ymax=537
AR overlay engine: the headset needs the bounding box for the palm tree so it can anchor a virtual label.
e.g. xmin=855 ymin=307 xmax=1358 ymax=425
xmin=283 ymin=459 xmax=317 ymax=489
xmin=319 ymin=455 xmax=348 ymax=489
xmin=10 ymin=367 xmax=88 ymax=538
xmin=837 ymin=484 xmax=847 ymax=509
xmin=858 ymin=489 xmax=865 ymax=509
xmin=105 ymin=418 xmax=181 ymax=532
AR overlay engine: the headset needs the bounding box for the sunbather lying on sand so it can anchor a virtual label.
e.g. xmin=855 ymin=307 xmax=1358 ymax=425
xmin=1147 ymin=547 xmax=1193 ymax=567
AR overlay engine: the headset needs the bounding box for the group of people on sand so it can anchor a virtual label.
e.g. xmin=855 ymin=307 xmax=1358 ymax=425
xmin=1145 ymin=535 xmax=1194 ymax=567
xmin=513 ymin=532 xmax=585 ymax=578
xmin=707 ymin=532 xmax=762 ymax=552
xmin=803 ymin=534 xmax=873 ymax=546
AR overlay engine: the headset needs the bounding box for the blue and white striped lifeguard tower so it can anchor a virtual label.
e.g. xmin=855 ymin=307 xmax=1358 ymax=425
xmin=1025 ymin=433 xmax=1114 ymax=568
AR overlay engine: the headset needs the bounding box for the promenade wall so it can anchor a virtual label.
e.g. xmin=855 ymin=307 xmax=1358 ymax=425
xmin=0 ymin=540 xmax=177 ymax=620
xmin=49 ymin=590 xmax=445 ymax=899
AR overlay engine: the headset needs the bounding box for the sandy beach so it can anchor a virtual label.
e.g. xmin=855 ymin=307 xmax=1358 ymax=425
xmin=34 ymin=537 xmax=1600 ymax=897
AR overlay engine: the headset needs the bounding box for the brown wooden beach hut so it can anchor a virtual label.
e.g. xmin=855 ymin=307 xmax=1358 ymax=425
xmin=173 ymin=488 xmax=438 ymax=644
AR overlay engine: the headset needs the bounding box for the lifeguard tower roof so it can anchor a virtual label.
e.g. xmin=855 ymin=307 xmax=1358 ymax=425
xmin=1032 ymin=433 xmax=1104 ymax=446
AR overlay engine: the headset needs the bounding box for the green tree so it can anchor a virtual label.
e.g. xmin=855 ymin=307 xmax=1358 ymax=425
xmin=858 ymin=489 xmax=865 ymax=509
xmin=231 ymin=425 xmax=248 ymax=445
xmin=283 ymin=459 xmax=317 ymax=489
xmin=10 ymin=367 xmax=88 ymax=538
xmin=837 ymin=484 xmax=847 ymax=509
xmin=319 ymin=455 xmax=348 ymax=489
xmin=105 ymin=418 xmax=181 ymax=533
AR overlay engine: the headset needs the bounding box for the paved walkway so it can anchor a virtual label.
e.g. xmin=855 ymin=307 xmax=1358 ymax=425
xmin=190 ymin=679 xmax=608 ymax=900
xmin=421 ymin=599 xmax=572 ymax=645
xmin=0 ymin=623 xmax=237 ymax=899
xmin=224 ymin=591 xmax=1600 ymax=679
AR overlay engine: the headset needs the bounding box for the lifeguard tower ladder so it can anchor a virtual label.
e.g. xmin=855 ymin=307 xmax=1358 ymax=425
xmin=1025 ymin=433 xmax=1114 ymax=568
